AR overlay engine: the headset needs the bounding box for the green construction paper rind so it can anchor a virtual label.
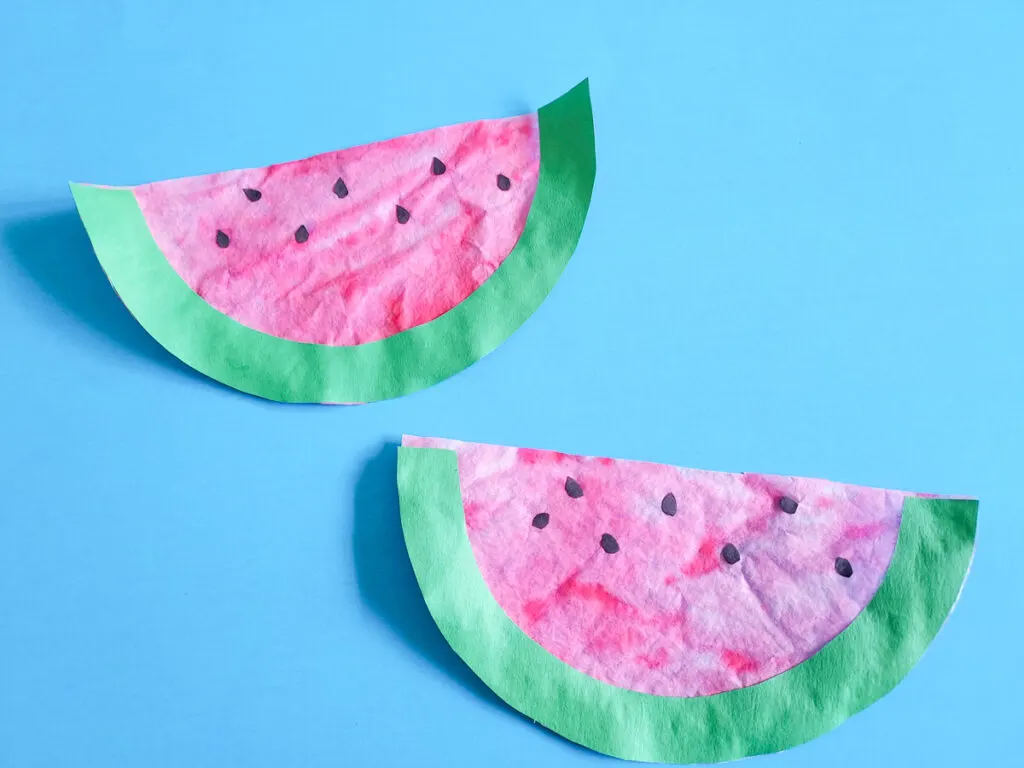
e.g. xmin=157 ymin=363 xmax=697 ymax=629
xmin=68 ymin=80 xmax=595 ymax=403
xmin=397 ymin=445 xmax=978 ymax=764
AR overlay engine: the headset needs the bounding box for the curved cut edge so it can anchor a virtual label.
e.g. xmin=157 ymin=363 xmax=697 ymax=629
xmin=68 ymin=79 xmax=596 ymax=403
xmin=397 ymin=445 xmax=978 ymax=764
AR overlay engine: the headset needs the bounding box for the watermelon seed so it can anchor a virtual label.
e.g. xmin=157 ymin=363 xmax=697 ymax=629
xmin=532 ymin=513 xmax=550 ymax=529
xmin=721 ymin=543 xmax=740 ymax=565
xmin=779 ymin=496 xmax=799 ymax=515
xmin=333 ymin=177 xmax=349 ymax=198
xmin=497 ymin=173 xmax=512 ymax=191
xmin=243 ymin=187 xmax=262 ymax=202
xmin=396 ymin=205 xmax=411 ymax=224
xmin=431 ymin=157 xmax=447 ymax=175
xmin=564 ymin=477 xmax=584 ymax=498
xmin=215 ymin=230 xmax=230 ymax=248
xmin=600 ymin=534 xmax=620 ymax=554
xmin=294 ymin=225 xmax=309 ymax=244
xmin=661 ymin=493 xmax=677 ymax=516
xmin=835 ymin=557 xmax=854 ymax=578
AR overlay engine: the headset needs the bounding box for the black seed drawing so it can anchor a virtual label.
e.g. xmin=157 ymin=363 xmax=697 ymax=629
xmin=721 ymin=543 xmax=741 ymax=565
xmin=835 ymin=557 xmax=854 ymax=578
xmin=661 ymin=493 xmax=677 ymax=516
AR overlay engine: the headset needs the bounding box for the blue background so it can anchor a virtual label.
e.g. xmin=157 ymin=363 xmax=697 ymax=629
xmin=1 ymin=1 xmax=1021 ymax=765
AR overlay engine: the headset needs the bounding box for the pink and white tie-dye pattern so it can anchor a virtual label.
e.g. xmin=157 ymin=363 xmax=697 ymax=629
xmin=403 ymin=436 xmax=910 ymax=698
xmin=134 ymin=116 xmax=540 ymax=346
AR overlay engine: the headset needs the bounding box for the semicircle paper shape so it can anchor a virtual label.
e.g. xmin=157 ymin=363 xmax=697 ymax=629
xmin=397 ymin=436 xmax=978 ymax=764
xmin=69 ymin=80 xmax=595 ymax=403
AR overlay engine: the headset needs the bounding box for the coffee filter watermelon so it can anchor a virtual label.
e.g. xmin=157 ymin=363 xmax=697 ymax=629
xmin=397 ymin=436 xmax=977 ymax=763
xmin=69 ymin=81 xmax=595 ymax=403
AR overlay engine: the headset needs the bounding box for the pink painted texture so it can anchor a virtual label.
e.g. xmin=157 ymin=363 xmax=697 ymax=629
xmin=404 ymin=436 xmax=914 ymax=698
xmin=133 ymin=115 xmax=540 ymax=346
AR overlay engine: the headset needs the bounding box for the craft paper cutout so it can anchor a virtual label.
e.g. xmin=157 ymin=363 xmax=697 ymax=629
xmin=69 ymin=81 xmax=595 ymax=403
xmin=397 ymin=436 xmax=978 ymax=764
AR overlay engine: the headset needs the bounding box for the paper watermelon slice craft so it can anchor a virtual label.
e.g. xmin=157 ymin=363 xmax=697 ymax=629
xmin=398 ymin=437 xmax=977 ymax=764
xmin=69 ymin=81 xmax=594 ymax=403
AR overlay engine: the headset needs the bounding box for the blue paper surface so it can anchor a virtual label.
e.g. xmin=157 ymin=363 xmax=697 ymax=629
xmin=0 ymin=2 xmax=1022 ymax=766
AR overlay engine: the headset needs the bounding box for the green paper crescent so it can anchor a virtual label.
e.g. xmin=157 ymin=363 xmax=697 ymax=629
xmin=69 ymin=81 xmax=595 ymax=403
xmin=397 ymin=438 xmax=978 ymax=764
